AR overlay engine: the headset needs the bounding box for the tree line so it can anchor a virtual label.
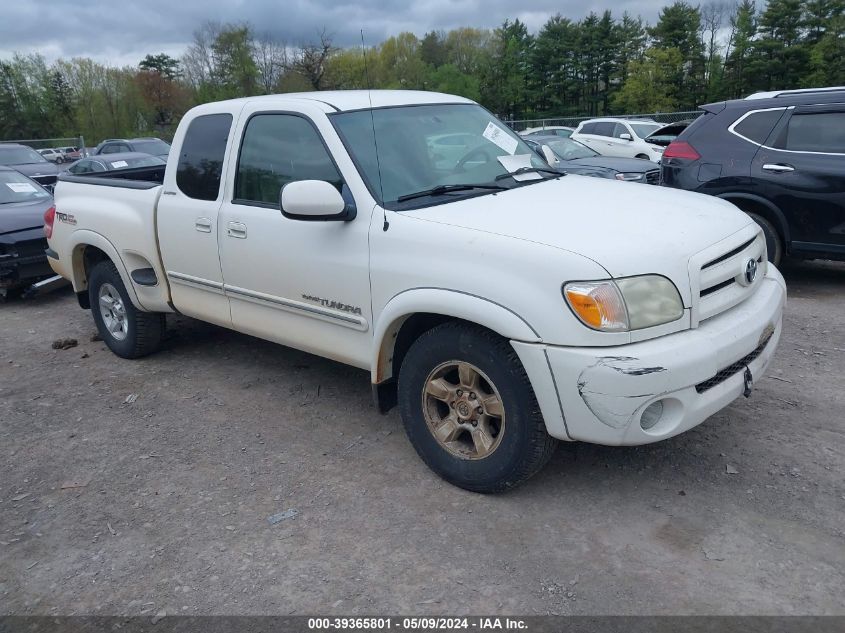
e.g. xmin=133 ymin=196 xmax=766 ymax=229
xmin=1 ymin=0 xmax=843 ymax=145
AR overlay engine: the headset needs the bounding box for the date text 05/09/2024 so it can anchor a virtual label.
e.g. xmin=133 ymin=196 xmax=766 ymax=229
xmin=307 ymin=617 xmax=529 ymax=630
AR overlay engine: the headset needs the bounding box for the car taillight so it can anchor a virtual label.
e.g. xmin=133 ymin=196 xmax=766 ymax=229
xmin=43 ymin=205 xmax=56 ymax=239
xmin=663 ymin=141 xmax=701 ymax=161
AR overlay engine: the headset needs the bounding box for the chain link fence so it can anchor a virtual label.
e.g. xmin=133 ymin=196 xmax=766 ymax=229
xmin=504 ymin=111 xmax=702 ymax=132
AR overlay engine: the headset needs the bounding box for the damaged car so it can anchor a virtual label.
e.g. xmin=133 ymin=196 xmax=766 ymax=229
xmin=0 ymin=167 xmax=55 ymax=299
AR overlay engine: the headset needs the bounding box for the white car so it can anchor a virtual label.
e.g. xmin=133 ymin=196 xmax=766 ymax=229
xmin=47 ymin=90 xmax=785 ymax=493
xmin=38 ymin=148 xmax=66 ymax=164
xmin=519 ymin=125 xmax=574 ymax=138
xmin=572 ymin=118 xmax=666 ymax=162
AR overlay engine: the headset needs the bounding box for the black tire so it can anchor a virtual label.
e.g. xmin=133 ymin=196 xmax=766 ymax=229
xmin=747 ymin=212 xmax=784 ymax=266
xmin=635 ymin=154 xmax=650 ymax=160
xmin=88 ymin=260 xmax=164 ymax=359
xmin=397 ymin=322 xmax=557 ymax=493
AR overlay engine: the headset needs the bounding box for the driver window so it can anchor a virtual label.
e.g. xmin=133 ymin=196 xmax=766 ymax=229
xmin=613 ymin=123 xmax=630 ymax=139
xmin=235 ymin=114 xmax=343 ymax=206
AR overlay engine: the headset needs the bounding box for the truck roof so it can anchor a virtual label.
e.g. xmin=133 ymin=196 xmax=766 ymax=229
xmin=218 ymin=90 xmax=474 ymax=113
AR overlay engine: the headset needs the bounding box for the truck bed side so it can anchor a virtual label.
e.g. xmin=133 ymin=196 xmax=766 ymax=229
xmin=49 ymin=174 xmax=173 ymax=313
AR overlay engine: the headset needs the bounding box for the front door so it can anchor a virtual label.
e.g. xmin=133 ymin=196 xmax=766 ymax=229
xmin=217 ymin=107 xmax=373 ymax=369
xmin=752 ymin=105 xmax=845 ymax=256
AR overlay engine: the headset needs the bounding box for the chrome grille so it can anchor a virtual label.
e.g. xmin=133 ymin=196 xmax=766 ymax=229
xmin=695 ymin=231 xmax=767 ymax=323
xmin=644 ymin=170 xmax=660 ymax=185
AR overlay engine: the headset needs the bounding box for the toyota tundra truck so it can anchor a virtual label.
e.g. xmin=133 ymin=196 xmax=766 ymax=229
xmin=46 ymin=91 xmax=786 ymax=492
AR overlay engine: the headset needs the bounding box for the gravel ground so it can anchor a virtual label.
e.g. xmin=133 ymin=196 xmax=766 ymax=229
xmin=1 ymin=259 xmax=843 ymax=616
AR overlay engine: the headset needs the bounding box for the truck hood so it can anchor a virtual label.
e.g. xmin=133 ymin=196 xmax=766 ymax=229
xmin=403 ymin=175 xmax=753 ymax=294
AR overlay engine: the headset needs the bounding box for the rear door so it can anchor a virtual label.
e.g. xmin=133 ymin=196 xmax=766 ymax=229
xmin=575 ymin=122 xmax=616 ymax=155
xmin=752 ymin=104 xmax=845 ymax=255
xmin=157 ymin=110 xmax=236 ymax=327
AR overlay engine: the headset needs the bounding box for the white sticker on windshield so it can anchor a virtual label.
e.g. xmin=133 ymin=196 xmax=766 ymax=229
xmin=110 ymin=160 xmax=128 ymax=168
xmin=483 ymin=122 xmax=518 ymax=155
xmin=6 ymin=182 xmax=37 ymax=193
xmin=497 ymin=154 xmax=543 ymax=181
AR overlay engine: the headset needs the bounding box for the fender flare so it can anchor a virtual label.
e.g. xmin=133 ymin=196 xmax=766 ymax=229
xmin=716 ymin=192 xmax=791 ymax=246
xmin=67 ymin=229 xmax=143 ymax=311
xmin=371 ymin=287 xmax=541 ymax=384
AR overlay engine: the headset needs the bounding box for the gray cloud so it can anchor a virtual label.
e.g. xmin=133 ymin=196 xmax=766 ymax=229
xmin=1 ymin=0 xmax=667 ymax=66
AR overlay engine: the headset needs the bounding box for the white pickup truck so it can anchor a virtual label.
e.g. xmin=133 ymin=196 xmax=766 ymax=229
xmin=46 ymin=90 xmax=786 ymax=492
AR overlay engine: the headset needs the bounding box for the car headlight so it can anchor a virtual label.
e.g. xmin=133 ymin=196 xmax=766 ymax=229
xmin=563 ymin=275 xmax=684 ymax=332
xmin=615 ymin=172 xmax=644 ymax=182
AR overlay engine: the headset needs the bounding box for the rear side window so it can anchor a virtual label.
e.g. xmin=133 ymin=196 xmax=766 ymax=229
xmin=733 ymin=109 xmax=784 ymax=145
xmin=580 ymin=123 xmax=596 ymax=135
xmin=781 ymin=112 xmax=845 ymax=153
xmin=176 ymin=113 xmax=233 ymax=201
xmin=593 ymin=122 xmax=615 ymax=137
xmin=235 ymin=114 xmax=343 ymax=206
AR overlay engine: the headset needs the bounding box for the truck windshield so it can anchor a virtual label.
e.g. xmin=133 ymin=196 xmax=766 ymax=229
xmin=0 ymin=172 xmax=50 ymax=205
xmin=331 ymin=104 xmax=550 ymax=209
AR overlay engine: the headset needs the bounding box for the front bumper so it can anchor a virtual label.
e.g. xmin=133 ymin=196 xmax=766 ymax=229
xmin=0 ymin=231 xmax=52 ymax=290
xmin=513 ymin=267 xmax=786 ymax=446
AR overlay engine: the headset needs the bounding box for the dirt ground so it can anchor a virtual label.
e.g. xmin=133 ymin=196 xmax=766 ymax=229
xmin=1 ymin=260 xmax=843 ymax=617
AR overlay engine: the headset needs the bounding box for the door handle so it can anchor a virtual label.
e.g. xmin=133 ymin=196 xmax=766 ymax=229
xmin=762 ymin=163 xmax=795 ymax=173
xmin=227 ymin=222 xmax=247 ymax=239
xmin=195 ymin=217 xmax=213 ymax=233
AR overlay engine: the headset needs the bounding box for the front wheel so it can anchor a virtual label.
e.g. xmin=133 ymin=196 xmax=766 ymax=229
xmin=398 ymin=322 xmax=557 ymax=493
xmin=88 ymin=260 xmax=165 ymax=359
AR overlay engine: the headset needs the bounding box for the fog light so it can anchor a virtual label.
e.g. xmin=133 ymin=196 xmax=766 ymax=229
xmin=640 ymin=401 xmax=664 ymax=430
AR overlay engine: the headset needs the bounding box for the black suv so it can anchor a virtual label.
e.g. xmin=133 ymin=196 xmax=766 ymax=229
xmin=661 ymin=87 xmax=845 ymax=265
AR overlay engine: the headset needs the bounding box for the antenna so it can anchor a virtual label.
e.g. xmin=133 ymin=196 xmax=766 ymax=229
xmin=361 ymin=30 xmax=388 ymax=232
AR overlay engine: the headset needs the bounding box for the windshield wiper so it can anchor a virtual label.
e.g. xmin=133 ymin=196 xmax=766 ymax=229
xmin=494 ymin=166 xmax=565 ymax=181
xmin=396 ymin=183 xmax=508 ymax=203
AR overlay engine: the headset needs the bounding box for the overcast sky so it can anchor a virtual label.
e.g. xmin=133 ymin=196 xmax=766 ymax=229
xmin=2 ymin=0 xmax=668 ymax=67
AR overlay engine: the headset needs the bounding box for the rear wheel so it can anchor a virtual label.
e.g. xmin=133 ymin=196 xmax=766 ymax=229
xmin=398 ymin=322 xmax=557 ymax=493
xmin=747 ymin=212 xmax=784 ymax=266
xmin=88 ymin=261 xmax=164 ymax=359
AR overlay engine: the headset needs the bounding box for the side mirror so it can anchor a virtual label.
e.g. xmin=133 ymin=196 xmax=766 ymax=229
xmin=540 ymin=145 xmax=560 ymax=166
xmin=619 ymin=133 xmax=633 ymax=141
xmin=280 ymin=180 xmax=356 ymax=222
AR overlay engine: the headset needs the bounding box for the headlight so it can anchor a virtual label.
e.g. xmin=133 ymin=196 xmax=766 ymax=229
xmin=563 ymin=275 xmax=684 ymax=332
xmin=615 ymin=172 xmax=644 ymax=182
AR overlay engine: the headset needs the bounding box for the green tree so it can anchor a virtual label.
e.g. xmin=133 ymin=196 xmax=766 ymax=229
xmin=480 ymin=19 xmax=532 ymax=119
xmin=419 ymin=31 xmax=448 ymax=68
xmin=139 ymin=53 xmax=181 ymax=80
xmin=749 ymin=0 xmax=808 ymax=91
xmin=211 ymin=25 xmax=259 ymax=98
xmin=724 ymin=0 xmax=758 ymax=98
xmin=649 ymin=1 xmax=706 ymax=107
xmin=429 ymin=64 xmax=480 ymax=101
xmin=378 ymin=33 xmax=430 ymax=89
xmin=612 ymin=47 xmax=683 ymax=113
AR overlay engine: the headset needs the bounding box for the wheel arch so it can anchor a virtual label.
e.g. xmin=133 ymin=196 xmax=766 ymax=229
xmin=68 ymin=230 xmax=142 ymax=310
xmin=370 ymin=288 xmax=541 ymax=413
xmin=717 ymin=193 xmax=791 ymax=250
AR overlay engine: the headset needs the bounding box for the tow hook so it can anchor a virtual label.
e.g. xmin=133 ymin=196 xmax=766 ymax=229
xmin=743 ymin=366 xmax=754 ymax=398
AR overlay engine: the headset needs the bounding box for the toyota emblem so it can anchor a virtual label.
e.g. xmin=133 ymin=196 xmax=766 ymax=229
xmin=743 ymin=258 xmax=758 ymax=285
